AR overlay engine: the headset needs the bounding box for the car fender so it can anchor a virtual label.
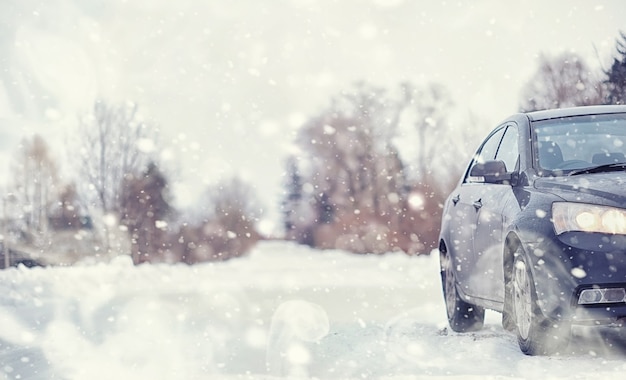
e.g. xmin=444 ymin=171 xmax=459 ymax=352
xmin=505 ymin=222 xmax=576 ymax=321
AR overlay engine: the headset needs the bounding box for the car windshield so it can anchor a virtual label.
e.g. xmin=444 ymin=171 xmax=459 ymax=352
xmin=533 ymin=113 xmax=626 ymax=176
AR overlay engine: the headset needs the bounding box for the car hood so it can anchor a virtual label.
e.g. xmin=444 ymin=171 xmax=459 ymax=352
xmin=534 ymin=172 xmax=626 ymax=204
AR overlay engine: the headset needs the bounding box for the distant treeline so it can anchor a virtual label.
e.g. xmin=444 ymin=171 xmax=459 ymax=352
xmin=4 ymin=32 xmax=626 ymax=265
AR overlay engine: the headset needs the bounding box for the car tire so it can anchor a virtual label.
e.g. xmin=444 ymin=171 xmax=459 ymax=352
xmin=440 ymin=249 xmax=485 ymax=332
xmin=511 ymin=251 xmax=570 ymax=355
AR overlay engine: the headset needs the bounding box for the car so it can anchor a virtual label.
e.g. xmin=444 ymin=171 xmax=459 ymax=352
xmin=438 ymin=105 xmax=626 ymax=355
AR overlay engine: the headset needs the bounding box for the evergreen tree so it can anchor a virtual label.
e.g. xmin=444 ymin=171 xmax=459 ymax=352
xmin=119 ymin=162 xmax=171 ymax=264
xmin=48 ymin=183 xmax=85 ymax=230
xmin=282 ymin=155 xmax=303 ymax=233
xmin=605 ymin=31 xmax=626 ymax=105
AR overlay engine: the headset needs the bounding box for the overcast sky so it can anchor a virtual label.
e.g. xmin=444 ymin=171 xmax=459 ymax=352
xmin=0 ymin=0 xmax=625 ymax=230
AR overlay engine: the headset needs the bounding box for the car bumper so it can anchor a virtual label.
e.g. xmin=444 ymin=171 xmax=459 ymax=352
xmin=572 ymin=302 xmax=626 ymax=325
xmin=521 ymin=230 xmax=626 ymax=324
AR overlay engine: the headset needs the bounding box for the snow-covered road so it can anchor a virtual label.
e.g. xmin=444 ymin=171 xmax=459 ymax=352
xmin=0 ymin=241 xmax=624 ymax=379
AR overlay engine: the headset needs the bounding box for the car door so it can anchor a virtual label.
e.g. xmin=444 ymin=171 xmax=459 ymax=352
xmin=471 ymin=124 xmax=519 ymax=303
xmin=446 ymin=127 xmax=506 ymax=290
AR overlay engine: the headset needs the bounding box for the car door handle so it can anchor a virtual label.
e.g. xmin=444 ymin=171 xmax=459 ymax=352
xmin=452 ymin=194 xmax=460 ymax=205
xmin=473 ymin=199 xmax=482 ymax=210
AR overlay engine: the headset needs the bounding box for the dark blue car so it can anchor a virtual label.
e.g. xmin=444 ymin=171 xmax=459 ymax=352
xmin=438 ymin=105 xmax=626 ymax=355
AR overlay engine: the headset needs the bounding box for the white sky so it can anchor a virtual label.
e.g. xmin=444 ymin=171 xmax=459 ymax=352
xmin=0 ymin=0 xmax=625 ymax=230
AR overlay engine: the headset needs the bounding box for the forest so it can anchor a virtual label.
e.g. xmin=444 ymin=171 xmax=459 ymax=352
xmin=3 ymin=32 xmax=626 ymax=267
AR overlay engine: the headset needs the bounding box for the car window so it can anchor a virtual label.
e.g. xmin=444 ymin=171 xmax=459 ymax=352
xmin=495 ymin=125 xmax=519 ymax=172
xmin=463 ymin=127 xmax=506 ymax=183
xmin=476 ymin=127 xmax=505 ymax=164
xmin=533 ymin=113 xmax=626 ymax=174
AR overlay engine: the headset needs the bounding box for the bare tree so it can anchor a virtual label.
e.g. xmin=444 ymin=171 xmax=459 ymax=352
xmin=77 ymin=99 xmax=156 ymax=214
xmin=396 ymin=82 xmax=468 ymax=251
xmin=205 ymin=177 xmax=262 ymax=258
xmin=10 ymin=134 xmax=58 ymax=235
xmin=292 ymin=82 xmax=414 ymax=253
xmin=519 ymin=52 xmax=605 ymax=112
xmin=399 ymin=83 xmax=451 ymax=177
xmin=287 ymin=81 xmax=462 ymax=254
xmin=177 ymin=177 xmax=262 ymax=263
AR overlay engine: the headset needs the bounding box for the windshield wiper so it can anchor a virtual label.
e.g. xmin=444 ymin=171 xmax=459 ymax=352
xmin=569 ymin=162 xmax=626 ymax=176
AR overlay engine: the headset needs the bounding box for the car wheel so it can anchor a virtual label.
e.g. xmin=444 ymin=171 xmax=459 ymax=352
xmin=512 ymin=251 xmax=570 ymax=355
xmin=440 ymin=249 xmax=484 ymax=332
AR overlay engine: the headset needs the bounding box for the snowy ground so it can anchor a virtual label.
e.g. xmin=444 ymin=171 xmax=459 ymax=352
xmin=0 ymin=241 xmax=625 ymax=380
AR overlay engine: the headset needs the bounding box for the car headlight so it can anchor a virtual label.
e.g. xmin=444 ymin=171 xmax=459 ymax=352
xmin=552 ymin=202 xmax=626 ymax=235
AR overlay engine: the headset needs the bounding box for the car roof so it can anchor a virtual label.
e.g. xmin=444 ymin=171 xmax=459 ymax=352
xmin=525 ymin=105 xmax=626 ymax=122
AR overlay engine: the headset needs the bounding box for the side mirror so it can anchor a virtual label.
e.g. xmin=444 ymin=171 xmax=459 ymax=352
xmin=469 ymin=160 xmax=514 ymax=184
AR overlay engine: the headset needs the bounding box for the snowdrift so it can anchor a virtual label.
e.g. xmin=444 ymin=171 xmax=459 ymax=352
xmin=0 ymin=241 xmax=623 ymax=379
